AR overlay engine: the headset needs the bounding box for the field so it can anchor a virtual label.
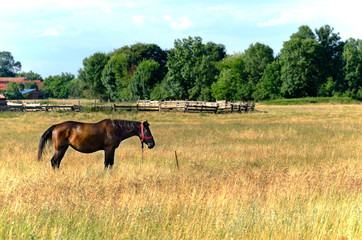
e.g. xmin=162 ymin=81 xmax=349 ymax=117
xmin=0 ymin=104 xmax=361 ymax=239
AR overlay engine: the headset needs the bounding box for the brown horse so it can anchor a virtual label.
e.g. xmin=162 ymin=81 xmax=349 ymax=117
xmin=38 ymin=119 xmax=155 ymax=169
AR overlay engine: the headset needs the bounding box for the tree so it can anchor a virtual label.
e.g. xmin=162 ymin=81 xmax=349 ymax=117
xmin=42 ymin=73 xmax=75 ymax=98
xmin=5 ymin=82 xmax=24 ymax=99
xmin=342 ymin=38 xmax=362 ymax=97
xmin=253 ymin=59 xmax=282 ymax=100
xmin=211 ymin=69 xmax=239 ymax=100
xmin=242 ymin=43 xmax=274 ymax=99
xmin=164 ymin=36 xmax=226 ymax=100
xmin=211 ymin=54 xmax=246 ymax=100
xmin=129 ymin=59 xmax=161 ymax=100
xmin=67 ymin=78 xmax=85 ymax=98
xmin=78 ymin=52 xmax=109 ymax=99
xmin=102 ymin=43 xmax=168 ymax=101
xmin=279 ymin=38 xmax=324 ymax=98
xmin=315 ymin=25 xmax=345 ymax=93
xmin=24 ymin=82 xmax=39 ymax=90
xmin=243 ymin=43 xmax=274 ymax=83
xmin=113 ymin=43 xmax=168 ymax=75
xmin=188 ymin=55 xmax=221 ymax=101
xmin=101 ymin=53 xmax=131 ymax=101
xmin=0 ymin=51 xmax=21 ymax=77
xmin=291 ymin=25 xmax=316 ymax=40
xmin=16 ymin=70 xmax=43 ymax=81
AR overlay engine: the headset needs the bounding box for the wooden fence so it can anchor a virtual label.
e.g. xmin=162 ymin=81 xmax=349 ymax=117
xmin=3 ymin=100 xmax=255 ymax=113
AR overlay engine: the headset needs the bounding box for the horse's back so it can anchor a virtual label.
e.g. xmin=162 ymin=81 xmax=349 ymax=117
xmin=52 ymin=119 xmax=114 ymax=153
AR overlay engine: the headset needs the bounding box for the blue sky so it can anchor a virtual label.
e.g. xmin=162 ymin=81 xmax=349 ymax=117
xmin=1 ymin=0 xmax=361 ymax=78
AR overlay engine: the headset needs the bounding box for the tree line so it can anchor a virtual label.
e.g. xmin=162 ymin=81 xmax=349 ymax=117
xmin=1 ymin=24 xmax=361 ymax=101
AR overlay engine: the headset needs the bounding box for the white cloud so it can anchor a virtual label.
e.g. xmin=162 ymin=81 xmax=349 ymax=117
xmin=163 ymin=15 xmax=192 ymax=30
xmin=257 ymin=0 xmax=362 ymax=38
xmin=206 ymin=6 xmax=233 ymax=11
xmin=257 ymin=1 xmax=318 ymax=27
xmin=132 ymin=16 xmax=145 ymax=25
xmin=0 ymin=0 xmax=114 ymax=14
xmin=163 ymin=15 xmax=172 ymax=21
xmin=40 ymin=28 xmax=60 ymax=37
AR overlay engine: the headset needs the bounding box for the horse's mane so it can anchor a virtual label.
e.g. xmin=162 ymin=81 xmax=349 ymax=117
xmin=111 ymin=119 xmax=140 ymax=132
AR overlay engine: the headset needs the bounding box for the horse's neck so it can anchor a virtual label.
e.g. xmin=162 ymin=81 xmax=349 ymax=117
xmin=118 ymin=121 xmax=140 ymax=140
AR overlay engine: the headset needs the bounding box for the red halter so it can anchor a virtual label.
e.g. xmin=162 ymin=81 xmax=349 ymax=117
xmin=140 ymin=122 xmax=153 ymax=143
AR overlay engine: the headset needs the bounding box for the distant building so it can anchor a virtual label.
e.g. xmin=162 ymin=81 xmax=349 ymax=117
xmin=0 ymin=77 xmax=43 ymax=90
xmin=20 ymin=89 xmax=45 ymax=99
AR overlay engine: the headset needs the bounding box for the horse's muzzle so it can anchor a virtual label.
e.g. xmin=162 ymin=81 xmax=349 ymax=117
xmin=147 ymin=140 xmax=155 ymax=149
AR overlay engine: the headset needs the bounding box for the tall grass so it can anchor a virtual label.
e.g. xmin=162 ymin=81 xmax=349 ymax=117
xmin=0 ymin=105 xmax=361 ymax=239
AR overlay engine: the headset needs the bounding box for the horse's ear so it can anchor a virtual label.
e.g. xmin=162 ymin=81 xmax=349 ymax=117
xmin=144 ymin=120 xmax=149 ymax=126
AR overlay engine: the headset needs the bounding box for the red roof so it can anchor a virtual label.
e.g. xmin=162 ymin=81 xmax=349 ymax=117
xmin=0 ymin=77 xmax=43 ymax=90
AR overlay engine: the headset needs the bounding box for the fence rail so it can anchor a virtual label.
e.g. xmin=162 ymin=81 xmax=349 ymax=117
xmin=2 ymin=100 xmax=255 ymax=113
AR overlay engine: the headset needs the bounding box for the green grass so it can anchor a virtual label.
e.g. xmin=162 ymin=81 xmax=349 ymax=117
xmin=260 ymin=97 xmax=360 ymax=105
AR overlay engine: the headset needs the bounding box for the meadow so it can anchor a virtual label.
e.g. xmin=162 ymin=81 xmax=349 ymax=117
xmin=0 ymin=104 xmax=361 ymax=239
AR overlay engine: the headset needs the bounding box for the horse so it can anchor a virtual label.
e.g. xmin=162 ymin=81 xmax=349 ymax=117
xmin=37 ymin=119 xmax=155 ymax=169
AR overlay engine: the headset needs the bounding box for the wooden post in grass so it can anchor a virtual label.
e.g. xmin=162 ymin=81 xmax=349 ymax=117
xmin=175 ymin=151 xmax=179 ymax=170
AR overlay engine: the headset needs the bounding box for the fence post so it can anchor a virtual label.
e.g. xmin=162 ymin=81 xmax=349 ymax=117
xmin=184 ymin=101 xmax=189 ymax=113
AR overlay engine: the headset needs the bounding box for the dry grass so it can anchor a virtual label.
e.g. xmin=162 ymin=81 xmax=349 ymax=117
xmin=0 ymin=105 xmax=361 ymax=239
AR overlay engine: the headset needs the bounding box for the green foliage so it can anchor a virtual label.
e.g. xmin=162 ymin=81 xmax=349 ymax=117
xmin=243 ymin=42 xmax=274 ymax=85
xmin=240 ymin=43 xmax=275 ymax=100
xmin=95 ymin=43 xmax=168 ymax=101
xmin=342 ymin=38 xmax=362 ymax=97
xmin=164 ymin=36 xmax=226 ymax=100
xmin=42 ymin=73 xmax=75 ymax=98
xmin=24 ymin=82 xmax=39 ymax=90
xmin=113 ymin=43 xmax=167 ymax=72
xmin=253 ymin=60 xmax=282 ymax=100
xmin=67 ymin=78 xmax=85 ymax=98
xmin=78 ymin=52 xmax=109 ymax=99
xmin=0 ymin=51 xmax=21 ymax=77
xmin=211 ymin=69 xmax=238 ymax=100
xmin=5 ymin=82 xmax=24 ymax=99
xmin=211 ymin=54 xmax=245 ymax=100
xmin=318 ymin=77 xmax=336 ymax=97
xmin=261 ymin=97 xmax=360 ymax=105
xmin=315 ymin=25 xmax=345 ymax=93
xmin=150 ymin=81 xmax=169 ymax=100
xmin=290 ymin=25 xmax=316 ymax=40
xmin=16 ymin=70 xmax=43 ymax=81
xmin=101 ymin=53 xmax=131 ymax=101
xmin=280 ymin=38 xmax=324 ymax=98
xmin=129 ymin=59 xmax=161 ymax=100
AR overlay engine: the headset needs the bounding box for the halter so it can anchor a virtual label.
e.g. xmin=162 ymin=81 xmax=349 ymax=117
xmin=140 ymin=122 xmax=154 ymax=143
xmin=140 ymin=122 xmax=153 ymax=164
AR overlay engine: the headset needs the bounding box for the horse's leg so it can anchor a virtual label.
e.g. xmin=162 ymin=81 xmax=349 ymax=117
xmin=51 ymin=146 xmax=69 ymax=168
xmin=104 ymin=147 xmax=115 ymax=169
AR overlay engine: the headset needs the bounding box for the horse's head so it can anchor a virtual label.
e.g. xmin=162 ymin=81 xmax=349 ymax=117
xmin=140 ymin=121 xmax=155 ymax=149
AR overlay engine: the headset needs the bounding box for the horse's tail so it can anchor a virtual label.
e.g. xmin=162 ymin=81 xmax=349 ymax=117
xmin=38 ymin=125 xmax=56 ymax=161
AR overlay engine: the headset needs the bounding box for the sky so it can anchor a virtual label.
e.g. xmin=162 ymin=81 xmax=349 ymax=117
xmin=1 ymin=0 xmax=361 ymax=78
